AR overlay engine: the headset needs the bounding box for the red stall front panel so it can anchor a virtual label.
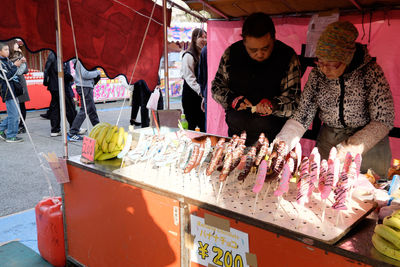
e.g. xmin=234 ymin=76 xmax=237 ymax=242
xmin=64 ymin=165 xmax=180 ymax=267
xmin=188 ymin=206 xmax=371 ymax=267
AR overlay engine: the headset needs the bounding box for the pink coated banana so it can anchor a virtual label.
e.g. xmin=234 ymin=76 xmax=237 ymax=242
xmin=354 ymin=153 xmax=362 ymax=178
xmin=342 ymin=152 xmax=353 ymax=174
xmin=332 ymin=170 xmax=350 ymax=210
xmin=252 ymin=160 xmax=268 ymax=193
xmin=318 ymin=159 xmax=328 ymax=194
xmin=297 ymin=157 xmax=310 ymax=206
xmin=274 ymin=158 xmax=293 ymax=196
xmin=308 ymin=149 xmax=320 ymax=197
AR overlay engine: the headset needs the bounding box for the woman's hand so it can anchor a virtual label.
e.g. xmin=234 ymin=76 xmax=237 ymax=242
xmin=336 ymin=141 xmax=364 ymax=162
xmin=236 ymin=98 xmax=252 ymax=111
xmin=201 ymin=97 xmax=205 ymax=112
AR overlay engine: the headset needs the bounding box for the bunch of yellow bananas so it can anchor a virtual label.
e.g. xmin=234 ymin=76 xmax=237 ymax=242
xmin=372 ymin=209 xmax=400 ymax=261
xmin=89 ymin=122 xmax=127 ymax=160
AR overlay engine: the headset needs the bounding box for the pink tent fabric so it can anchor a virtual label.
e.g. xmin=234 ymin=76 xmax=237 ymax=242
xmin=206 ymin=10 xmax=400 ymax=159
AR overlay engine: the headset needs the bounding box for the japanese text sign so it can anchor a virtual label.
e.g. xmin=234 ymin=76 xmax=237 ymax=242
xmin=190 ymin=214 xmax=249 ymax=267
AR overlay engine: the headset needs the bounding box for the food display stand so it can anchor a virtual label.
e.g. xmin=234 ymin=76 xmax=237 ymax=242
xmin=62 ymin=128 xmax=396 ymax=267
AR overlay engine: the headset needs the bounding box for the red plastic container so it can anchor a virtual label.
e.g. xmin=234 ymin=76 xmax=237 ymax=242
xmin=35 ymin=197 xmax=66 ymax=267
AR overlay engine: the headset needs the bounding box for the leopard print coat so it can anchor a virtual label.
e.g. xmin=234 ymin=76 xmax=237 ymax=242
xmin=292 ymin=44 xmax=394 ymax=130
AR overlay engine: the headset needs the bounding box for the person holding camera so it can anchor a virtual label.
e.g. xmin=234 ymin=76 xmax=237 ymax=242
xmin=0 ymin=42 xmax=25 ymax=142
xmin=8 ymin=39 xmax=29 ymax=134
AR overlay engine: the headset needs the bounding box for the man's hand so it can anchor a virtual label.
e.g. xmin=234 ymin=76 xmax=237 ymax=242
xmin=201 ymin=97 xmax=205 ymax=112
xmin=237 ymin=98 xmax=252 ymax=111
xmin=255 ymin=99 xmax=273 ymax=115
xmin=232 ymin=96 xmax=251 ymax=111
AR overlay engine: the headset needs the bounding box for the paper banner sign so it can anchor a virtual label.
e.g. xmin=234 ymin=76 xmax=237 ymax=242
xmin=45 ymin=153 xmax=70 ymax=184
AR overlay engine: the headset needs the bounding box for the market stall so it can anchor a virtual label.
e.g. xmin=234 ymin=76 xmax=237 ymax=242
xmin=205 ymin=10 xmax=400 ymax=159
xmin=2 ymin=0 xmax=400 ymax=266
xmin=52 ymin=2 xmax=400 ymax=267
xmin=63 ymin=127 xmax=396 ymax=267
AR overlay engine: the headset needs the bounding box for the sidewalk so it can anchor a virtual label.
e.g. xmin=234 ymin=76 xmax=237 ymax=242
xmin=0 ymin=209 xmax=38 ymax=253
xmin=0 ymin=97 xmax=183 ymax=263
xmin=0 ymin=98 xmax=181 ymax=218
xmin=0 ymin=101 xmax=131 ymax=218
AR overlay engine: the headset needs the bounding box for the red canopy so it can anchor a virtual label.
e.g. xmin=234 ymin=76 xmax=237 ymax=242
xmin=0 ymin=0 xmax=170 ymax=90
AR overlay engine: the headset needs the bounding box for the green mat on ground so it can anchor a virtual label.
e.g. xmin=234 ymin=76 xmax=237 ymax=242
xmin=0 ymin=241 xmax=54 ymax=267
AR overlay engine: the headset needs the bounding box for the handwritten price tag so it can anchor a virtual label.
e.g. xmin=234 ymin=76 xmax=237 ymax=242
xmin=81 ymin=136 xmax=96 ymax=163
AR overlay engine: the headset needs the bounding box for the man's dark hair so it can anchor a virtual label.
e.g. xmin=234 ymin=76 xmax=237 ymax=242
xmin=0 ymin=42 xmax=8 ymax=51
xmin=242 ymin=12 xmax=276 ymax=39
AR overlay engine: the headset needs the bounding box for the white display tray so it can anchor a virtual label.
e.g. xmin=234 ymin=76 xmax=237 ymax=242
xmin=114 ymin=161 xmax=375 ymax=244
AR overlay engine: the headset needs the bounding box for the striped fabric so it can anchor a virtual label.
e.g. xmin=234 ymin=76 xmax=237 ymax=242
xmin=316 ymin=21 xmax=358 ymax=65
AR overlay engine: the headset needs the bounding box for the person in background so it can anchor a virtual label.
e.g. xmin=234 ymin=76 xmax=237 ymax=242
xmin=181 ymin=28 xmax=207 ymax=131
xmin=68 ymin=59 xmax=101 ymax=141
xmin=211 ymin=13 xmax=301 ymax=145
xmin=197 ymin=45 xmax=207 ymax=130
xmin=275 ymin=21 xmax=394 ymax=178
xmin=8 ymin=39 xmax=29 ymax=134
xmin=130 ymin=78 xmax=163 ymax=128
xmin=0 ymin=42 xmax=24 ymax=142
xmin=43 ymin=52 xmax=82 ymax=137
xmin=63 ymin=61 xmax=78 ymax=128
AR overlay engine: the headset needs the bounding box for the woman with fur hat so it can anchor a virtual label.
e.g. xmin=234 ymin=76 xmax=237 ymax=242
xmin=275 ymin=21 xmax=394 ymax=178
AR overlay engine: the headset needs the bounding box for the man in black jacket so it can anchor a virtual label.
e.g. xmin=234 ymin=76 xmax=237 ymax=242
xmin=211 ymin=13 xmax=301 ymax=145
xmin=43 ymin=52 xmax=79 ymax=137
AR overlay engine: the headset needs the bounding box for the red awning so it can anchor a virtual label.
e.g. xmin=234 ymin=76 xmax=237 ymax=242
xmin=0 ymin=0 xmax=170 ymax=90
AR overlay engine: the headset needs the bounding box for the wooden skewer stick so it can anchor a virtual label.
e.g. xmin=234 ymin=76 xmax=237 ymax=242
xmin=274 ymin=196 xmax=283 ymax=221
xmin=216 ymin=181 xmax=224 ymax=203
xmin=262 ymin=180 xmax=272 ymax=200
xmin=321 ymin=199 xmax=327 ymax=223
xmin=252 ymin=193 xmax=259 ymax=214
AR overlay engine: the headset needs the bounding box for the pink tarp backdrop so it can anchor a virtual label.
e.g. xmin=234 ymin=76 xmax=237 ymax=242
xmin=206 ymin=10 xmax=400 ymax=159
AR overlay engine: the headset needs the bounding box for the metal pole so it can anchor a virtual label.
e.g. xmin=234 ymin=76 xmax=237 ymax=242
xmin=55 ymin=0 xmax=68 ymax=158
xmin=162 ymin=0 xmax=170 ymax=110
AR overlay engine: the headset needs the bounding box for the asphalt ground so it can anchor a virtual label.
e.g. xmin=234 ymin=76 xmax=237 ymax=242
xmin=0 ymin=98 xmax=182 ymax=217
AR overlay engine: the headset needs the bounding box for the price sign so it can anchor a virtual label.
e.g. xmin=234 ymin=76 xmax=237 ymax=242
xmin=81 ymin=136 xmax=96 ymax=163
xmin=190 ymin=215 xmax=249 ymax=267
